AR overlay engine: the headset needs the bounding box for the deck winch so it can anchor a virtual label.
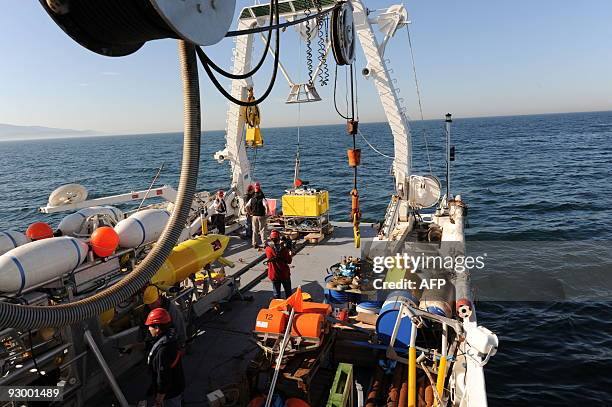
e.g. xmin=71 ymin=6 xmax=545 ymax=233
xmin=40 ymin=0 xmax=236 ymax=56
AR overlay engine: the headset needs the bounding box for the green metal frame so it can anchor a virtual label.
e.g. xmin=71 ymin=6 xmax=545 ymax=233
xmin=326 ymin=362 xmax=353 ymax=407
xmin=239 ymin=0 xmax=337 ymax=19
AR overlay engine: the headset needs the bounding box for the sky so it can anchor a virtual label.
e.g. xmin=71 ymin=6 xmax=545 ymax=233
xmin=0 ymin=0 xmax=611 ymax=134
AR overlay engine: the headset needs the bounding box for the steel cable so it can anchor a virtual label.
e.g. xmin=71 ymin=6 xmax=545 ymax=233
xmin=406 ymin=25 xmax=433 ymax=174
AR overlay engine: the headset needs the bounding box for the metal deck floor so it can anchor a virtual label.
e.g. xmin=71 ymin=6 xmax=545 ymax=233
xmin=98 ymin=222 xmax=376 ymax=406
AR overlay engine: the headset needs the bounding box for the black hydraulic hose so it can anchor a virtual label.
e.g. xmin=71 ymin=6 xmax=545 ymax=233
xmin=0 ymin=41 xmax=201 ymax=330
xmin=198 ymin=0 xmax=280 ymax=107
xmin=197 ymin=0 xmax=277 ymax=80
xmin=333 ymin=65 xmax=350 ymax=120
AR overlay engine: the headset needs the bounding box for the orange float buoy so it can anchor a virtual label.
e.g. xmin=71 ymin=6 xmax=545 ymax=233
xmin=90 ymin=226 xmax=120 ymax=257
xmin=305 ymin=302 xmax=332 ymax=316
xmin=347 ymin=148 xmax=361 ymax=167
xmin=254 ymin=309 xmax=288 ymax=335
xmin=247 ymin=395 xmax=265 ymax=407
xmin=26 ymin=222 xmax=53 ymax=240
xmin=291 ymin=313 xmax=324 ymax=339
xmin=285 ymin=398 xmax=310 ymax=407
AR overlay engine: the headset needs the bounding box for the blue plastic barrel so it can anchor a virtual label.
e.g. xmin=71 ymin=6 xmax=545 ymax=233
xmin=356 ymin=300 xmax=383 ymax=314
xmin=328 ymin=289 xmax=350 ymax=303
xmin=420 ymin=299 xmax=452 ymax=318
xmin=375 ymin=291 xmax=418 ymax=348
xmin=325 ymin=274 xmax=351 ymax=303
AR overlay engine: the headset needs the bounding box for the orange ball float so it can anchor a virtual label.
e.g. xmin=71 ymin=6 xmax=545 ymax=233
xmin=285 ymin=399 xmax=310 ymax=407
xmin=90 ymin=226 xmax=120 ymax=257
xmin=26 ymin=222 xmax=54 ymax=240
xmin=247 ymin=396 xmax=265 ymax=407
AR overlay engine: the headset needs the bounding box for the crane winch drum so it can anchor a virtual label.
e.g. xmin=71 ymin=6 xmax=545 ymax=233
xmin=40 ymin=0 xmax=236 ymax=56
xmin=330 ymin=1 xmax=356 ymax=66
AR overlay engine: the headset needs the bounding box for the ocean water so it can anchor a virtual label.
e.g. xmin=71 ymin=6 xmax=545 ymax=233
xmin=1 ymin=111 xmax=611 ymax=405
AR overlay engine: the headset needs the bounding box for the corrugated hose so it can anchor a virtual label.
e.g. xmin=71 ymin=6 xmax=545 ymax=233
xmin=0 ymin=41 xmax=201 ymax=329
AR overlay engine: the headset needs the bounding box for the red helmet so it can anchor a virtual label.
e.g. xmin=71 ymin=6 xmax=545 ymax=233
xmin=254 ymin=182 xmax=261 ymax=191
xmin=145 ymin=307 xmax=171 ymax=326
xmin=270 ymin=230 xmax=280 ymax=240
xmin=218 ymin=190 xmax=225 ymax=197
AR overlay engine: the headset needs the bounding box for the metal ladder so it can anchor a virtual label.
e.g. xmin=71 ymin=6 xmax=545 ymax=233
xmin=380 ymin=196 xmax=400 ymax=238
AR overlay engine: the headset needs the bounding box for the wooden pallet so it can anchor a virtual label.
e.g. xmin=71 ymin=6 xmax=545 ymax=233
xmin=305 ymin=232 xmax=324 ymax=244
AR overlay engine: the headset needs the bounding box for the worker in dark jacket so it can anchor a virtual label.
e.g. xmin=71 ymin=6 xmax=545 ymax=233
xmin=144 ymin=286 xmax=187 ymax=352
xmin=247 ymin=182 xmax=268 ymax=249
xmin=145 ymin=308 xmax=185 ymax=407
xmin=265 ymin=229 xmax=293 ymax=299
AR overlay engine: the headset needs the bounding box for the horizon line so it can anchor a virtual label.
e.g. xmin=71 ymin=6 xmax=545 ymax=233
xmin=2 ymin=109 xmax=611 ymax=142
xmin=101 ymin=108 xmax=612 ymax=136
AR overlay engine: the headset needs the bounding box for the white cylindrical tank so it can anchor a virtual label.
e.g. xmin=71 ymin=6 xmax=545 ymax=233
xmin=0 ymin=237 xmax=89 ymax=294
xmin=58 ymin=206 xmax=123 ymax=236
xmin=178 ymin=217 xmax=205 ymax=243
xmin=114 ymin=208 xmax=170 ymax=248
xmin=0 ymin=231 xmax=30 ymax=256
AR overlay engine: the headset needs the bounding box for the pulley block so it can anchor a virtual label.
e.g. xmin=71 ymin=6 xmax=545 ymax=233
xmin=40 ymin=0 xmax=236 ymax=56
xmin=331 ymin=2 xmax=356 ymax=66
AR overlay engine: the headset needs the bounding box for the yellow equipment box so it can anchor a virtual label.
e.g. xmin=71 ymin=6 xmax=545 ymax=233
xmin=282 ymin=190 xmax=329 ymax=217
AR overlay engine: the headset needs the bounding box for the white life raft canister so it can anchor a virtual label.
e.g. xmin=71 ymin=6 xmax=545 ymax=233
xmin=0 ymin=231 xmax=30 ymax=256
xmin=114 ymin=208 xmax=170 ymax=248
xmin=0 ymin=236 xmax=89 ymax=294
xmin=58 ymin=206 xmax=124 ymax=236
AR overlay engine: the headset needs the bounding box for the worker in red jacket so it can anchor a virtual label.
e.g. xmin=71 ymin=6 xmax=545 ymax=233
xmin=265 ymin=229 xmax=293 ymax=299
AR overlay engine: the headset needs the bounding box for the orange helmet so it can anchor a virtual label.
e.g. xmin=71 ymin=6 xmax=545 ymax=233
xmin=145 ymin=308 xmax=171 ymax=326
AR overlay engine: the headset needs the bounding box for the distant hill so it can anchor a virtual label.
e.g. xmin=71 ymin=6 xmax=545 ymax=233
xmin=0 ymin=123 xmax=98 ymax=141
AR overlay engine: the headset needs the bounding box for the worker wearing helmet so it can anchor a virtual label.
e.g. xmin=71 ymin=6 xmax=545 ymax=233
xmin=144 ymin=286 xmax=187 ymax=351
xmin=145 ymin=308 xmax=185 ymax=407
xmin=246 ymin=182 xmax=268 ymax=249
xmin=265 ymin=229 xmax=293 ymax=299
xmin=211 ymin=189 xmax=227 ymax=235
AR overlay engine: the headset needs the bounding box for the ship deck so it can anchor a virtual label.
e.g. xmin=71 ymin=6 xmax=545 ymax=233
xmin=102 ymin=222 xmax=376 ymax=406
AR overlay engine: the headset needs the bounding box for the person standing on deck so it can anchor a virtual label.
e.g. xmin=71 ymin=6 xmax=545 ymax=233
xmin=247 ymin=182 xmax=267 ymax=249
xmin=265 ymin=229 xmax=293 ymax=299
xmin=144 ymin=286 xmax=187 ymax=353
xmin=211 ymin=189 xmax=227 ymax=235
xmin=145 ymin=308 xmax=185 ymax=407
xmin=242 ymin=183 xmax=255 ymax=240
